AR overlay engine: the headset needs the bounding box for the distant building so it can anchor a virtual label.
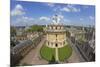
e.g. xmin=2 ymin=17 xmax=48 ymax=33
xmin=15 ymin=35 xmax=27 ymax=41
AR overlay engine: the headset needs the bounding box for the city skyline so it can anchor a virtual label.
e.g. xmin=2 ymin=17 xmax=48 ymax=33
xmin=11 ymin=0 xmax=95 ymax=26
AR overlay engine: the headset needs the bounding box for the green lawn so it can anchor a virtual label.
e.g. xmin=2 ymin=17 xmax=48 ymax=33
xmin=58 ymin=45 xmax=72 ymax=61
xmin=40 ymin=44 xmax=72 ymax=62
xmin=40 ymin=45 xmax=55 ymax=61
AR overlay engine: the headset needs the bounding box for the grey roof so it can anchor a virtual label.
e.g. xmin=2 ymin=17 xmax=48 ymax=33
xmin=12 ymin=40 xmax=33 ymax=54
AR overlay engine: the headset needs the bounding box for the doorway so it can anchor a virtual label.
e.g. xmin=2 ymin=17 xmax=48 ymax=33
xmin=55 ymin=43 xmax=58 ymax=47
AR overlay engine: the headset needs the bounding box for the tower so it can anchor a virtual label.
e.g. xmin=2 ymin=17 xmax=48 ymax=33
xmin=45 ymin=15 xmax=67 ymax=48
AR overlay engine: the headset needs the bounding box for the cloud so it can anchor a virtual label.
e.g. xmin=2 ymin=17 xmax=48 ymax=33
xmin=55 ymin=14 xmax=64 ymax=19
xmin=60 ymin=18 xmax=71 ymax=25
xmin=21 ymin=16 xmax=34 ymax=22
xmin=53 ymin=6 xmax=61 ymax=12
xmin=89 ymin=16 xmax=95 ymax=20
xmin=47 ymin=3 xmax=55 ymax=7
xmin=11 ymin=16 xmax=35 ymax=26
xmin=39 ymin=16 xmax=50 ymax=21
xmin=11 ymin=4 xmax=25 ymax=16
xmin=64 ymin=19 xmax=71 ymax=22
xmin=60 ymin=5 xmax=80 ymax=12
xmin=61 ymin=7 xmax=70 ymax=12
xmin=80 ymin=18 xmax=84 ymax=21
xmin=11 ymin=16 xmax=51 ymax=26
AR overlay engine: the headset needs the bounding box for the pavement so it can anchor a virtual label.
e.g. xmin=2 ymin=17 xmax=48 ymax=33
xmin=66 ymin=38 xmax=85 ymax=63
xmin=19 ymin=36 xmax=48 ymax=65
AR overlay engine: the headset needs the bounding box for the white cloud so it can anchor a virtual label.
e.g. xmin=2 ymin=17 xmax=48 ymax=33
xmin=47 ymin=3 xmax=55 ymax=7
xmin=61 ymin=18 xmax=71 ymax=25
xmin=58 ymin=14 xmax=64 ymax=19
xmin=89 ymin=16 xmax=95 ymax=20
xmin=60 ymin=5 xmax=80 ymax=12
xmin=80 ymin=18 xmax=84 ymax=21
xmin=39 ymin=16 xmax=50 ymax=21
xmin=11 ymin=16 xmax=35 ymax=26
xmin=53 ymin=6 xmax=61 ymax=12
xmin=60 ymin=7 xmax=70 ymax=12
xmin=64 ymin=19 xmax=71 ymax=22
xmin=11 ymin=4 xmax=25 ymax=16
xmin=21 ymin=16 xmax=34 ymax=22
xmin=11 ymin=16 xmax=51 ymax=26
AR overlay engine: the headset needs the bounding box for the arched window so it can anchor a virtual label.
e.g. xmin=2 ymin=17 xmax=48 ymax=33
xmin=48 ymin=42 xmax=49 ymax=45
xmin=63 ymin=41 xmax=65 ymax=44
xmin=55 ymin=43 xmax=58 ymax=47
xmin=52 ymin=26 xmax=53 ymax=29
xmin=56 ymin=26 xmax=57 ymax=30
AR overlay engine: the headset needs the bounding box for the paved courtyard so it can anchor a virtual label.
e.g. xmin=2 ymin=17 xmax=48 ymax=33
xmin=19 ymin=36 xmax=48 ymax=65
xmin=66 ymin=38 xmax=85 ymax=63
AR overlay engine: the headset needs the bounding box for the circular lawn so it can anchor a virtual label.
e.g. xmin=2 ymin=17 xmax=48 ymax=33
xmin=58 ymin=45 xmax=72 ymax=61
xmin=40 ymin=45 xmax=55 ymax=61
xmin=40 ymin=44 xmax=72 ymax=62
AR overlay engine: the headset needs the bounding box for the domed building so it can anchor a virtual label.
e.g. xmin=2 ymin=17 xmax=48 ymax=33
xmin=45 ymin=15 xmax=67 ymax=48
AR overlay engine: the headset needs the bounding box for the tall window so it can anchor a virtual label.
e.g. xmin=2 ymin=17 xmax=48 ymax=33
xmin=55 ymin=43 xmax=58 ymax=47
xmin=56 ymin=34 xmax=57 ymax=41
xmin=56 ymin=34 xmax=57 ymax=37
xmin=56 ymin=26 xmax=57 ymax=30
xmin=48 ymin=42 xmax=49 ymax=45
xmin=63 ymin=41 xmax=65 ymax=44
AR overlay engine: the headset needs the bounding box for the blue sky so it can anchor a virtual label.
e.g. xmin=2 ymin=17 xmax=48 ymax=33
xmin=10 ymin=0 xmax=95 ymax=26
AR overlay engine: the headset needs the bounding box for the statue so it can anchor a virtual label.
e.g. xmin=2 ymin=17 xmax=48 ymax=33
xmin=52 ymin=15 xmax=60 ymax=24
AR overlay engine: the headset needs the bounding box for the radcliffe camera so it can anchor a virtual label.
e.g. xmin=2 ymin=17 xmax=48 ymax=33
xmin=10 ymin=0 xmax=95 ymax=66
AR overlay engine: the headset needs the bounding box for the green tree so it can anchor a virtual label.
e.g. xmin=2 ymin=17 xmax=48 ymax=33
xmin=26 ymin=25 xmax=43 ymax=32
xmin=10 ymin=27 xmax=16 ymax=36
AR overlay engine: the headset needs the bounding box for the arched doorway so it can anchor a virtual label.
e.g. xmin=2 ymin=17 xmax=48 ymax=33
xmin=55 ymin=43 xmax=58 ymax=47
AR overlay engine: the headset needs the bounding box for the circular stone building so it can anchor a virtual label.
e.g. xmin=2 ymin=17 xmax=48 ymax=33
xmin=45 ymin=15 xmax=67 ymax=48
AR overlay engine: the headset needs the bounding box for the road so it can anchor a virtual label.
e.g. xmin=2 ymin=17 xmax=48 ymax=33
xmin=19 ymin=36 xmax=48 ymax=65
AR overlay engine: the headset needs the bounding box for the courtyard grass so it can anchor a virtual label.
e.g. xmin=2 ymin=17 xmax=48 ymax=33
xmin=40 ymin=45 xmax=55 ymax=61
xmin=58 ymin=45 xmax=72 ymax=61
xmin=40 ymin=44 xmax=72 ymax=62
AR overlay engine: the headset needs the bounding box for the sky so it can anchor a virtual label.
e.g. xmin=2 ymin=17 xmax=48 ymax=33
xmin=10 ymin=0 xmax=95 ymax=26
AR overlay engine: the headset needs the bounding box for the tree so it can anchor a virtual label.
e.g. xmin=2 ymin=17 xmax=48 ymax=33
xmin=26 ymin=25 xmax=43 ymax=32
xmin=66 ymin=31 xmax=70 ymax=38
xmin=11 ymin=26 xmax=16 ymax=36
